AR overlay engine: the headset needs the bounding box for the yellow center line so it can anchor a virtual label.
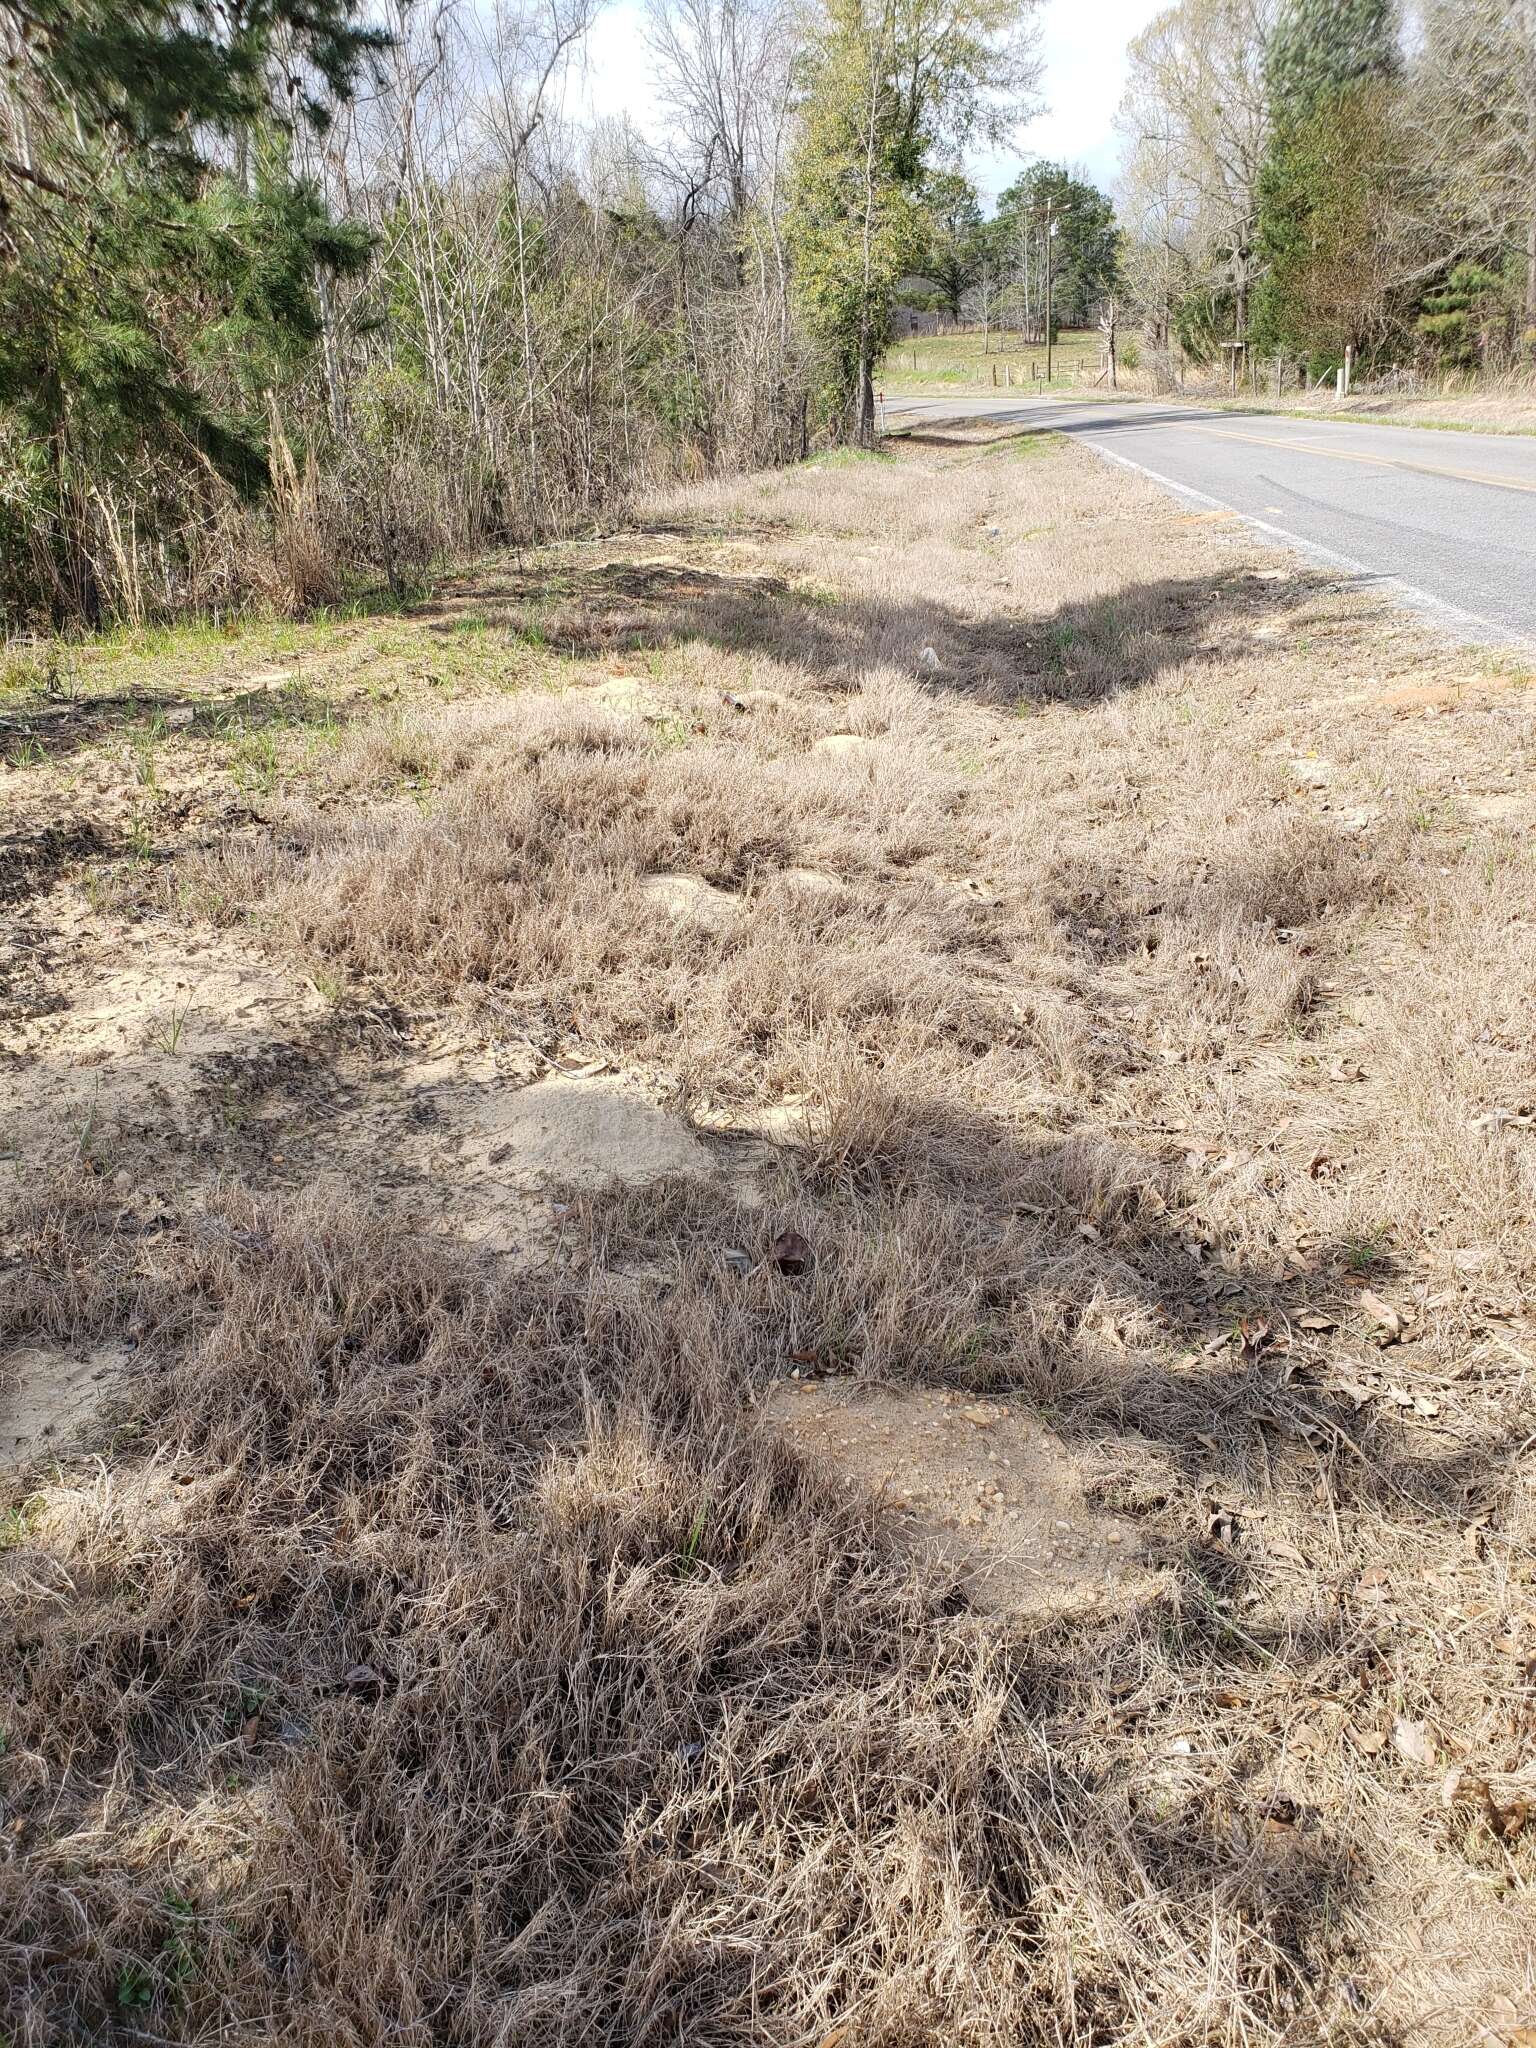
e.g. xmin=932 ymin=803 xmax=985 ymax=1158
xmin=1183 ymin=425 xmax=1536 ymax=496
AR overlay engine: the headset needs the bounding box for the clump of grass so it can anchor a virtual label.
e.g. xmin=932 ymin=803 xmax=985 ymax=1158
xmin=0 ymin=1172 xmax=1428 ymax=2047
xmin=0 ymin=1180 xmax=1034 ymax=2041
xmin=8 ymin=414 xmax=1536 ymax=2048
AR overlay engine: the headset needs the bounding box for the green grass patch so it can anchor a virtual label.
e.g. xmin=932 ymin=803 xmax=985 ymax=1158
xmin=806 ymin=445 xmax=893 ymax=468
xmin=879 ymin=328 xmax=1104 ymax=392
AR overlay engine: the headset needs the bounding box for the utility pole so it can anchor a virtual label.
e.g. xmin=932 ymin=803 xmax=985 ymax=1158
xmin=1044 ymin=196 xmax=1055 ymax=383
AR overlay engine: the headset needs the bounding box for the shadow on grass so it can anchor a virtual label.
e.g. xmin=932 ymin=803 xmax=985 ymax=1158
xmin=3 ymin=889 xmax=1523 ymax=2041
xmin=390 ymin=550 xmax=1339 ymax=707
xmin=0 ymin=670 xmax=356 ymax=774
xmin=0 ymin=1095 xmax=1402 ymax=2041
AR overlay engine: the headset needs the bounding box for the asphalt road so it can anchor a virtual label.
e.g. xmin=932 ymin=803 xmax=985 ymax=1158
xmin=883 ymin=393 xmax=1536 ymax=648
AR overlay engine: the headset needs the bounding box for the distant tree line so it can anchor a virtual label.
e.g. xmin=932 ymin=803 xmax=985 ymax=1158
xmin=1116 ymin=0 xmax=1536 ymax=383
xmin=900 ymin=162 xmax=1120 ymax=341
xmin=0 ymin=0 xmax=1046 ymax=627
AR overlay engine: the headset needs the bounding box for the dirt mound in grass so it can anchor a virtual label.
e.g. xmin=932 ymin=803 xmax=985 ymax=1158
xmin=1 ymin=1342 xmax=132 ymax=1470
xmin=764 ymin=1379 xmax=1159 ymax=1617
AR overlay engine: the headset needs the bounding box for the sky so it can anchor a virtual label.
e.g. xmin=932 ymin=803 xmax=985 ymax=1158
xmin=972 ymin=0 xmax=1167 ymax=202
xmin=570 ymin=0 xmax=1167 ymax=209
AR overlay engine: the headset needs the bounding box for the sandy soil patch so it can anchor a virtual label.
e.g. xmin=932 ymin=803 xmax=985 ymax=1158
xmin=387 ymin=1061 xmax=722 ymax=1252
xmin=0 ymin=1342 xmax=133 ymax=1468
xmin=811 ymin=731 xmax=880 ymax=757
xmin=638 ymin=871 xmax=740 ymax=927
xmin=765 ymin=1378 xmax=1156 ymax=1616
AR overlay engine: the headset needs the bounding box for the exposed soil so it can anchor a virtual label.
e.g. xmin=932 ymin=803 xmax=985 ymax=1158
xmin=0 ymin=1341 xmax=133 ymax=1469
xmin=765 ymin=1378 xmax=1158 ymax=1615
xmin=3 ymin=420 xmax=1535 ymax=2047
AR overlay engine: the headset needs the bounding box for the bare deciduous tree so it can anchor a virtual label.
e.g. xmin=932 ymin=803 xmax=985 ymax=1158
xmin=1117 ymin=0 xmax=1277 ymax=356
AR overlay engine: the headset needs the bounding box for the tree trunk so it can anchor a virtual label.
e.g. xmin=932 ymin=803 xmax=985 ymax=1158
xmin=856 ymin=345 xmax=876 ymax=447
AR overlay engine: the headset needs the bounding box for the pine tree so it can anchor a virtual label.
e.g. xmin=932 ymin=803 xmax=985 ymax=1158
xmin=993 ymin=164 xmax=1118 ymax=335
xmin=919 ymin=171 xmax=985 ymax=322
xmin=1264 ymin=0 xmax=1398 ymax=119
xmin=1416 ymin=260 xmax=1519 ymax=369
xmin=0 ymin=0 xmax=385 ymax=622
xmin=1251 ymin=0 xmax=1401 ymax=368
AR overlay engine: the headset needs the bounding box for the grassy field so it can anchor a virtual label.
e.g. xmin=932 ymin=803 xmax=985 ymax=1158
xmin=878 ymin=332 xmax=1536 ymax=439
xmin=4 ymin=419 xmax=1536 ymax=2045
xmin=880 ymin=325 xmax=1107 ymax=391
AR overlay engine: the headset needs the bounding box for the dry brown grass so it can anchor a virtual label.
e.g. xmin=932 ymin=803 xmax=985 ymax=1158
xmin=4 ymin=423 xmax=1536 ymax=2045
xmin=1147 ymin=378 xmax=1536 ymax=437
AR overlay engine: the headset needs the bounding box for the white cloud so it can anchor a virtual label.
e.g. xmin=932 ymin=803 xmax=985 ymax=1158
xmin=970 ymin=0 xmax=1167 ymax=202
xmin=569 ymin=0 xmax=661 ymax=125
xmin=568 ymin=0 xmax=1167 ymax=208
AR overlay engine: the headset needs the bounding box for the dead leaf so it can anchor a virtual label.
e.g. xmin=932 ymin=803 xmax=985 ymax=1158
xmin=1359 ymin=1288 xmax=1405 ymax=1343
xmin=1239 ymin=1316 xmax=1272 ymax=1356
xmin=1443 ymin=1771 xmax=1533 ymax=1841
xmin=1290 ymin=1722 xmax=1324 ymax=1755
xmin=1353 ymin=1725 xmax=1387 ymax=1756
xmin=768 ymin=1229 xmax=813 ymax=1275
xmin=1297 ymin=1311 xmax=1336 ymax=1332
xmin=1391 ymin=1717 xmax=1435 ymax=1766
xmin=1497 ymin=1799 xmax=1533 ymax=1841
xmin=339 ymin=1663 xmax=386 ymax=1697
xmin=723 ymin=1248 xmax=753 ymax=1277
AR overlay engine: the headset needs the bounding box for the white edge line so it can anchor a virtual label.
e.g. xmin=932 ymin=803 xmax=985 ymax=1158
xmin=1083 ymin=439 xmax=1536 ymax=655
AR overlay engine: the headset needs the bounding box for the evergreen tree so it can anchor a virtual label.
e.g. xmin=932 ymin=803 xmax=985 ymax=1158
xmin=1265 ymin=0 xmax=1398 ymax=118
xmin=785 ymin=0 xmax=1038 ymax=444
xmin=993 ymin=163 xmax=1118 ymax=333
xmin=1416 ymin=260 xmax=1520 ymax=368
xmin=785 ymin=0 xmax=922 ymax=446
xmin=919 ymin=170 xmax=985 ymax=321
xmin=0 ymin=0 xmax=384 ymax=622
xmin=1252 ymin=0 xmax=1400 ymax=366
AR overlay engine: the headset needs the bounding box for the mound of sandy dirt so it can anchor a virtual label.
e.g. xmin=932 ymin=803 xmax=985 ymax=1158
xmin=764 ymin=1378 xmax=1159 ymax=1618
xmin=388 ymin=1062 xmax=722 ymax=1251
xmin=638 ymin=872 xmax=739 ymax=927
xmin=0 ymin=1342 xmax=132 ymax=1470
